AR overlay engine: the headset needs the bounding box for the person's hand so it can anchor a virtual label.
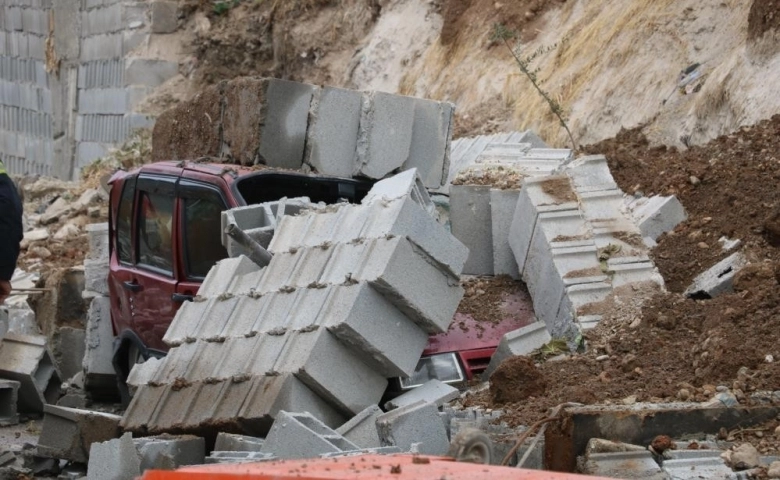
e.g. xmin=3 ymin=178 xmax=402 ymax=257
xmin=0 ymin=280 xmax=10 ymax=305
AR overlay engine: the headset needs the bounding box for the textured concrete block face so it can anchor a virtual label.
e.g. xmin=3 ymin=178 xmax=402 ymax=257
xmin=483 ymin=322 xmax=551 ymax=378
xmin=222 ymin=77 xmax=271 ymax=166
xmin=355 ymin=91 xmax=415 ymax=179
xmin=84 ymin=258 xmax=109 ymax=295
xmin=87 ymin=432 xmax=141 ymax=480
xmin=195 ymin=255 xmax=260 ymax=298
xmin=450 ymin=184 xmax=493 ymax=275
xmin=362 ymin=167 xmax=435 ymax=216
xmin=304 ymin=86 xmax=362 ymax=177
xmin=0 ymin=333 xmax=61 ymax=412
xmin=261 ymin=411 xmax=359 ymax=459
xmin=37 ymin=405 xmax=122 ymax=463
xmin=54 ymin=327 xmax=86 ymax=380
xmin=377 ymin=401 xmax=450 ymax=455
xmin=630 ymin=195 xmax=687 ymax=241
xmin=336 ymin=405 xmax=382 ymax=449
xmin=685 ymin=252 xmax=748 ymax=299
xmin=151 ymin=81 xmax=224 ymax=162
xmin=86 ymin=222 xmax=109 ymax=260
xmin=83 ymin=296 xmax=116 ymax=389
xmin=134 ymin=435 xmax=205 ymax=471
xmin=403 ymin=99 xmax=454 ymax=189
xmin=384 ymin=379 xmax=460 ymax=411
xmin=563 ymin=155 xmax=617 ymax=191
xmin=151 ymin=1 xmax=179 ymax=33
xmin=214 ymin=433 xmax=265 ymax=452
xmin=0 ymin=380 xmax=19 ymax=426
xmin=490 ymin=188 xmax=521 ymax=277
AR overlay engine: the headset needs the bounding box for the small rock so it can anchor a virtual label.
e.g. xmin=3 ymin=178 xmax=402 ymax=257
xmin=768 ymin=460 xmax=780 ymax=479
xmin=697 ymin=242 xmax=709 ymax=249
xmin=724 ymin=443 xmax=760 ymax=470
xmin=20 ymin=228 xmax=49 ymax=249
xmin=716 ymin=385 xmax=729 ymax=392
xmin=596 ymin=355 xmax=609 ymax=362
xmin=677 ymin=388 xmax=691 ymax=401
xmin=766 ymin=355 xmax=774 ymax=363
xmin=690 ymin=175 xmax=701 ymax=185
xmin=29 ymin=246 xmax=52 ymax=259
xmin=53 ymin=223 xmax=80 ymax=241
xmin=650 ymin=435 xmax=673 ymax=454
xmin=775 ymin=426 xmax=780 ymax=437
xmin=622 ymin=395 xmax=637 ymax=405
xmin=629 ymin=317 xmax=642 ymax=329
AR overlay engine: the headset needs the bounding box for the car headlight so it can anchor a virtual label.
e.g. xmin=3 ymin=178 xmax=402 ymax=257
xmin=399 ymin=353 xmax=465 ymax=389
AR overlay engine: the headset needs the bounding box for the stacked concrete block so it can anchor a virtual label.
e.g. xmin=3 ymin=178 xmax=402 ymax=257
xmin=384 ymin=379 xmax=460 ymax=411
xmin=123 ymin=170 xmax=467 ymax=437
xmin=36 ymin=405 xmax=122 ymax=463
xmin=304 ymin=86 xmax=364 ymax=178
xmin=0 ymin=333 xmax=61 ymax=412
xmin=336 ymin=405 xmax=383 ymax=448
xmin=483 ymin=322 xmax=551 ymax=378
xmin=0 ymin=379 xmax=19 ymax=426
xmin=626 ymin=195 xmax=687 ymax=242
xmin=376 ymin=401 xmax=450 ymax=455
xmin=260 ymin=411 xmax=359 ymax=459
xmin=450 ymin=184 xmax=494 ymax=275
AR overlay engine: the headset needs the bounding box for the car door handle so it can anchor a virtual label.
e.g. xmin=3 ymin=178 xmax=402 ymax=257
xmin=172 ymin=293 xmax=195 ymax=303
xmin=123 ymin=281 xmax=142 ymax=292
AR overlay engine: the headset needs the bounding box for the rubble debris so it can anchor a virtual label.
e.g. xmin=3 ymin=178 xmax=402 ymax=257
xmin=581 ymin=450 xmax=666 ymax=479
xmin=376 ymin=401 xmax=450 ymax=455
xmin=684 ymin=251 xmax=748 ymax=299
xmin=87 ymin=433 xmax=141 ymax=480
xmin=483 ymin=322 xmax=551 ymax=379
xmin=0 ymin=380 xmax=20 ymax=426
xmin=722 ymin=443 xmax=760 ymax=470
xmin=82 ymin=296 xmax=117 ymax=397
xmin=205 ymin=451 xmax=277 ymax=465
xmin=0 ymin=333 xmax=61 ymax=412
xmin=488 ymin=356 xmax=547 ymax=404
xmin=384 ymin=379 xmax=459 ymax=411
xmin=134 ymin=435 xmax=206 ymax=471
xmin=36 ymin=405 xmax=122 ymax=463
xmin=335 ymin=405 xmax=383 ymax=449
xmin=259 ymin=411 xmax=358 ymax=460
xmin=213 ymin=432 xmax=265 ymax=452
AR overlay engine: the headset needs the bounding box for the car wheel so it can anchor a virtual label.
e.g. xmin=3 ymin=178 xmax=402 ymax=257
xmin=125 ymin=342 xmax=147 ymax=398
xmin=116 ymin=339 xmax=148 ymax=406
xmin=447 ymin=428 xmax=494 ymax=465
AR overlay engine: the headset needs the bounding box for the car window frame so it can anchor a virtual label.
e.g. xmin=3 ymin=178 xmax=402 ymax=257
xmin=134 ymin=174 xmax=178 ymax=278
xmin=178 ymin=179 xmax=230 ymax=282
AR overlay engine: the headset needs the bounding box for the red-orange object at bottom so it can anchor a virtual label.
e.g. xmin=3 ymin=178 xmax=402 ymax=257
xmin=141 ymin=454 xmax=611 ymax=480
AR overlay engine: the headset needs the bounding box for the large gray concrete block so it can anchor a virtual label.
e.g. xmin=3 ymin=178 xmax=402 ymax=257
xmin=355 ymin=91 xmax=415 ymax=179
xmin=151 ymin=1 xmax=178 ymax=34
xmin=261 ymin=411 xmax=358 ymax=459
xmin=450 ymin=184 xmax=493 ymax=275
xmin=0 ymin=380 xmax=19 ymax=426
xmin=37 ymin=405 xmax=122 ymax=463
xmin=134 ymin=435 xmax=205 ymax=471
xmin=214 ymin=433 xmax=265 ymax=452
xmin=490 ymin=188 xmax=521 ymax=277
xmin=0 ymin=333 xmax=61 ymax=412
xmin=377 ymin=401 xmax=450 ymax=455
xmin=83 ymin=296 xmax=116 ymax=391
xmin=81 ymin=3 xmax=122 ymax=36
xmin=80 ymin=33 xmax=123 ymax=61
xmin=87 ymin=432 xmax=141 ymax=480
xmin=336 ymin=405 xmax=383 ymax=449
xmin=384 ymin=379 xmax=460 ymax=411
xmin=629 ymin=195 xmax=687 ymax=241
xmin=79 ymin=59 xmax=124 ymax=89
xmin=84 ymin=258 xmax=109 ymax=295
xmin=196 ymin=255 xmax=261 ymax=297
xmin=304 ymin=86 xmax=362 ymax=177
xmin=402 ymin=99 xmax=454 ymax=189
xmin=124 ymin=58 xmax=178 ymax=88
xmin=86 ymin=222 xmax=109 ymax=261
xmin=359 ymin=167 xmax=436 ymax=216
xmin=561 ymin=155 xmax=617 ymax=191
xmin=684 ymin=252 xmax=748 ymax=299
xmin=483 ymin=322 xmax=551 ymax=379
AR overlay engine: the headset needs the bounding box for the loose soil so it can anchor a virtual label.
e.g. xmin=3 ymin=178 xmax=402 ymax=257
xmin=459 ymin=276 xmax=533 ymax=325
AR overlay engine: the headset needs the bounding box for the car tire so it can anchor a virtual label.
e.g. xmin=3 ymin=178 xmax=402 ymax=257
xmin=115 ymin=338 xmax=148 ymax=407
xmin=447 ymin=428 xmax=494 ymax=465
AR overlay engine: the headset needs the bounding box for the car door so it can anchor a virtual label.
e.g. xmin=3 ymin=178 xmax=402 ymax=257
xmin=108 ymin=174 xmax=139 ymax=341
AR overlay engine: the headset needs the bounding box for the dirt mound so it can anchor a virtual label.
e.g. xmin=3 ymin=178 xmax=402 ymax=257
xmin=489 ymin=356 xmax=547 ymax=403
xmin=748 ymin=0 xmax=780 ymax=40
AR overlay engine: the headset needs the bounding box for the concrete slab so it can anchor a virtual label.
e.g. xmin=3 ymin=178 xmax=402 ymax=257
xmin=0 ymin=333 xmax=61 ymax=412
xmin=355 ymin=91 xmax=415 ymax=179
xmin=450 ymin=184 xmax=493 ymax=275
xmin=37 ymin=405 xmax=122 ymax=463
xmin=335 ymin=405 xmax=382 ymax=449
xmin=260 ymin=411 xmax=358 ymax=459
xmin=376 ymin=401 xmax=449 ymax=456
xmin=384 ymin=379 xmax=460 ymax=411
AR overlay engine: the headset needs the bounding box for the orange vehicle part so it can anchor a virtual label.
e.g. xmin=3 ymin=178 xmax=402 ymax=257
xmin=141 ymin=454 xmax=610 ymax=480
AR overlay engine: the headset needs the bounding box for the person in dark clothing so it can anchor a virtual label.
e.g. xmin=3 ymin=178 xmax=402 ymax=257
xmin=0 ymin=160 xmax=23 ymax=304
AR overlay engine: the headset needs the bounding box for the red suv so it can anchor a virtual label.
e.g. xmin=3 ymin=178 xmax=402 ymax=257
xmin=107 ymin=161 xmax=533 ymax=401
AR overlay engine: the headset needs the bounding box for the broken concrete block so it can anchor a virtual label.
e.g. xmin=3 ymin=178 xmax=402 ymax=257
xmin=53 ymin=327 xmax=86 ymax=381
xmin=56 ymin=392 xmax=88 ymax=409
xmin=126 ymin=356 xmax=162 ymax=389
xmin=83 ymin=296 xmax=116 ymax=394
xmin=304 ymin=86 xmax=363 ymax=177
xmin=260 ymin=411 xmax=359 ymax=460
xmin=205 ymin=451 xmax=277 ymax=464
xmin=85 ymin=223 xmax=109 ymax=261
xmin=83 ymin=258 xmax=109 ymax=296
xmin=450 ymin=184 xmax=493 ymax=275
xmin=222 ymin=77 xmax=316 ymax=168
xmin=628 ymin=195 xmax=687 ymax=241
xmin=355 ymin=91 xmax=415 ymax=179
xmin=214 ymin=433 xmax=264 ymax=452
xmin=385 ymin=380 xmax=460 ymax=411
xmin=134 ymin=435 xmax=205 ymax=471
xmin=581 ymin=450 xmax=666 ymax=479
xmin=402 ymin=99 xmax=454 ymax=189
xmin=0 ymin=333 xmax=61 ymax=412
xmin=0 ymin=380 xmax=20 ymax=426
xmin=483 ymin=322 xmax=551 ymax=379
xmin=490 ymin=188 xmax=521 ymax=278
xmin=361 ymin=167 xmax=436 ymax=216
xmin=561 ymin=155 xmax=617 ymax=191
xmin=336 ymin=405 xmax=383 ymax=449
xmin=685 ymin=252 xmax=748 ymax=299
xmin=87 ymin=432 xmax=141 ymax=480
xmin=376 ymin=401 xmax=450 ymax=456
xmin=37 ymin=405 xmax=121 ymax=463
xmin=195 ymin=255 xmax=261 ymax=298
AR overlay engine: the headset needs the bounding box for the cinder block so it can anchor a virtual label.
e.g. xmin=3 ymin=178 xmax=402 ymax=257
xmin=87 ymin=432 xmax=141 ymax=480
xmin=684 ymin=252 xmax=748 ymax=299
xmin=376 ymin=401 xmax=450 ymax=455
xmin=196 ymin=255 xmax=260 ymax=297
xmin=81 ymin=60 xmax=124 ymax=89
xmin=83 ymin=296 xmax=116 ymax=391
xmin=629 ymin=195 xmax=687 ymax=241
xmin=562 ymin=155 xmax=617 ymax=191
xmin=336 ymin=405 xmax=382 ymax=449
xmin=360 ymin=167 xmax=436 ymax=216
xmin=490 ymin=188 xmax=521 ymax=277
xmin=214 ymin=433 xmax=264 ymax=452
xmin=0 ymin=380 xmax=20 ymax=426
xmin=37 ymin=405 xmax=122 ymax=463
xmin=260 ymin=411 xmax=358 ymax=459
xmin=402 ymin=99 xmax=454 ymax=189
xmin=222 ymin=77 xmax=315 ymax=168
xmin=124 ymin=58 xmax=178 ymax=88
xmin=54 ymin=327 xmax=86 ymax=381
xmin=81 ymin=3 xmax=122 ymax=36
xmin=0 ymin=333 xmax=61 ymax=412
xmin=86 ymin=223 xmax=109 ymax=260
xmin=80 ymin=33 xmax=123 ymax=61
xmin=84 ymin=258 xmax=109 ymax=295
xmin=355 ymin=91 xmax=415 ymax=179
xmin=151 ymin=1 xmax=178 ymax=34
xmin=483 ymin=322 xmax=551 ymax=379
xmin=126 ymin=356 xmax=162 ymax=388
xmin=384 ymin=379 xmax=459 ymax=411
xmin=450 ymin=184 xmax=493 ymax=275
xmin=134 ymin=435 xmax=205 ymax=471
xmin=77 ymin=87 xmax=129 ymax=114
xmin=304 ymin=86 xmax=362 ymax=177
xmin=582 ymin=451 xmax=666 ymax=479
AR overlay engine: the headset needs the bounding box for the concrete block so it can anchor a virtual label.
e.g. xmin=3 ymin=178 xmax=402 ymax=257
xmin=260 ymin=411 xmax=359 ymax=460
xmin=84 ymin=258 xmax=109 ymax=295
xmin=214 ymin=433 xmax=264 ymax=452
xmin=151 ymin=1 xmax=179 ymax=34
xmin=80 ymin=33 xmax=123 ymax=61
xmin=662 ymin=455 xmax=734 ymax=479
xmin=83 ymin=296 xmax=116 ymax=391
xmin=490 ymin=188 xmax=521 ymax=277
xmin=562 ymin=155 xmax=617 ymax=191
xmin=304 ymin=86 xmax=362 ymax=177
xmin=124 ymin=58 xmax=178 ymax=88
xmin=483 ymin=322 xmax=551 ymax=379
xmin=86 ymin=222 xmax=109 ymax=260
xmin=37 ymin=405 xmax=122 ymax=463
xmin=222 ymin=77 xmax=315 ymax=168
xmin=77 ymin=87 xmax=128 ymax=114
xmin=0 ymin=380 xmax=19 ymax=426
xmin=126 ymin=356 xmax=162 ymax=388
xmin=335 ymin=405 xmax=382 ymax=449
xmin=361 ymin=167 xmax=436 ymax=215
xmin=205 ymin=451 xmax=276 ymax=464
xmin=582 ymin=451 xmax=667 ymax=479
xmin=81 ymin=3 xmax=122 ymax=36
xmin=629 ymin=195 xmax=687 ymax=241
xmin=450 ymin=184 xmax=493 ymax=275
xmin=54 ymin=327 xmax=86 ymax=381
xmin=402 ymin=99 xmax=454 ymax=189
xmin=355 ymin=91 xmax=415 ymax=179
xmin=384 ymin=379 xmax=459 ymax=411
xmin=194 ymin=255 xmax=260 ymax=297
xmin=0 ymin=333 xmax=61 ymax=412
xmin=376 ymin=401 xmax=450 ymax=455
xmin=87 ymin=432 xmax=141 ymax=480
xmin=684 ymin=252 xmax=748 ymax=299
xmin=134 ymin=435 xmax=205 ymax=471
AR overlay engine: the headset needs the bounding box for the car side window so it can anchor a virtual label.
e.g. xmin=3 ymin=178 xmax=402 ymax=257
xmin=116 ymin=176 xmax=136 ymax=264
xmin=182 ymin=188 xmax=228 ymax=279
xmin=136 ymin=191 xmax=175 ymax=274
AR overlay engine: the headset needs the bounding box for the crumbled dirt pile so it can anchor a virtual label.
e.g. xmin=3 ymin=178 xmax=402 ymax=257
xmin=489 ymin=356 xmax=547 ymax=403
xmin=468 ymin=115 xmax=780 ymax=445
xmin=452 ymin=167 xmax=525 ymax=189
xmin=747 ymin=0 xmax=780 ymax=40
xmin=458 ymin=276 xmax=531 ymax=325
